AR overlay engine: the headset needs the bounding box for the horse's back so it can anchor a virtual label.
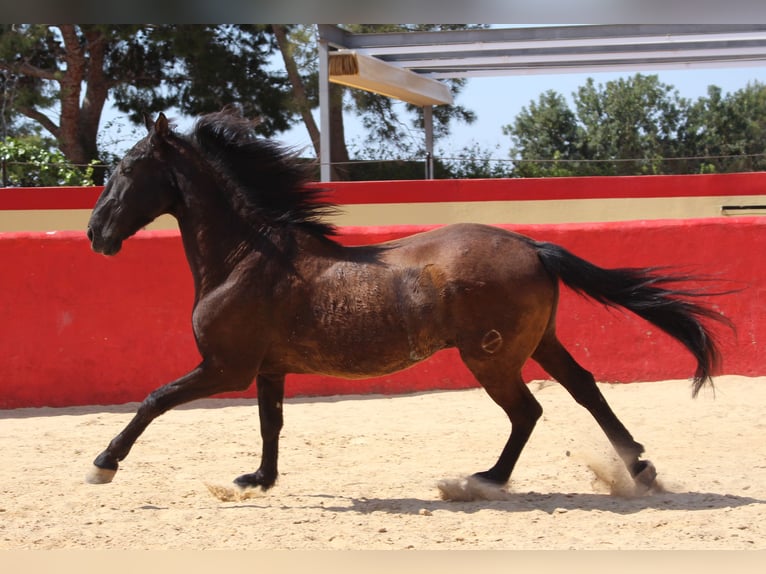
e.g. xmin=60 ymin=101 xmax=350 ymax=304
xmin=382 ymin=223 xmax=546 ymax=283
xmin=381 ymin=223 xmax=559 ymax=355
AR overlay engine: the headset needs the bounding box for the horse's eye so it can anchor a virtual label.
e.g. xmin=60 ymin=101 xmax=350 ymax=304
xmin=121 ymin=165 xmax=133 ymax=175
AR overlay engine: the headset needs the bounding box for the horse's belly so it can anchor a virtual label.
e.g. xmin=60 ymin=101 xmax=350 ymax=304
xmin=264 ymin=322 xmax=448 ymax=379
xmin=262 ymin=251 xmax=463 ymax=378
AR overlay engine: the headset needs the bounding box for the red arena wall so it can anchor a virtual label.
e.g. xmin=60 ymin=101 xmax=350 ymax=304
xmin=1 ymin=174 xmax=765 ymax=408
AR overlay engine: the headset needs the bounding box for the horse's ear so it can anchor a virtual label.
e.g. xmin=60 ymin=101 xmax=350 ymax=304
xmin=154 ymin=113 xmax=170 ymax=138
xmin=144 ymin=112 xmax=169 ymax=139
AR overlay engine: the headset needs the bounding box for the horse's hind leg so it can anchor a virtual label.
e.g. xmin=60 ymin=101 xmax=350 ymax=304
xmin=532 ymin=332 xmax=658 ymax=490
xmin=462 ymin=358 xmax=543 ymax=485
xmin=234 ymin=374 xmax=285 ymax=490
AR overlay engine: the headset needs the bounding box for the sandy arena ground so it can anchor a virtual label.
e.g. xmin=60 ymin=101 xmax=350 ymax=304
xmin=0 ymin=375 xmax=764 ymax=550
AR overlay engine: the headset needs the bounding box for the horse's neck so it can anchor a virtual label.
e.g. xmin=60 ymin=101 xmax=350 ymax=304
xmin=174 ymin=179 xmax=260 ymax=293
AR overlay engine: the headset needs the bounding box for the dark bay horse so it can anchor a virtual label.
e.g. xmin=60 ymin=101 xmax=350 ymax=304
xmin=86 ymin=108 xmax=728 ymax=493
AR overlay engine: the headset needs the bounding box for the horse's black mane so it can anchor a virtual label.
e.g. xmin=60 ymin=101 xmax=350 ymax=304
xmin=187 ymin=108 xmax=338 ymax=239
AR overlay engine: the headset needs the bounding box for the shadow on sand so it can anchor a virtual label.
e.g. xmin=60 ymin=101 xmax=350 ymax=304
xmin=215 ymin=487 xmax=764 ymax=516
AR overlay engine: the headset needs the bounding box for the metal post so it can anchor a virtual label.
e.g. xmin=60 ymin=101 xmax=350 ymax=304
xmin=318 ymin=36 xmax=332 ymax=182
xmin=423 ymin=105 xmax=434 ymax=179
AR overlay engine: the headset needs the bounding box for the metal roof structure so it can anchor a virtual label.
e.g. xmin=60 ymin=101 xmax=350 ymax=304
xmin=316 ymin=24 xmax=766 ymax=180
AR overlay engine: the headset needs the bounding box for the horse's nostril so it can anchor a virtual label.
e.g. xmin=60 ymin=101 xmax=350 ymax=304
xmin=86 ymin=227 xmax=94 ymax=241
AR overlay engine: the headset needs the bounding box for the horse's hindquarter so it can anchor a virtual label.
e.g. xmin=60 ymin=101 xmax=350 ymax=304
xmin=264 ymin=224 xmax=557 ymax=378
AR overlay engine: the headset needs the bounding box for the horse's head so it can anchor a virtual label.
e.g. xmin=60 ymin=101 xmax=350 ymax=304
xmin=87 ymin=113 xmax=180 ymax=255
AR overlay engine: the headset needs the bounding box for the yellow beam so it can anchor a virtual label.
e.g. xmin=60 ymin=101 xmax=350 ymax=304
xmin=329 ymin=50 xmax=454 ymax=106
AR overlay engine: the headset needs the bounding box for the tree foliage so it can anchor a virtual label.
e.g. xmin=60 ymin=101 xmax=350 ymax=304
xmin=2 ymin=23 xmax=478 ymax=183
xmin=109 ymin=25 xmax=292 ymax=133
xmin=503 ymin=74 xmax=766 ymax=177
xmin=575 ymin=75 xmax=687 ymax=175
xmin=0 ymin=24 xmax=292 ymax=184
xmin=0 ymin=135 xmax=95 ymax=186
xmin=439 ymin=142 xmax=513 ymax=179
xmin=503 ymin=90 xmax=582 ymax=177
xmin=685 ymin=82 xmax=766 ymax=173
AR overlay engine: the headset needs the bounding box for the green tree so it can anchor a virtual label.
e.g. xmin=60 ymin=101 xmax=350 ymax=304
xmin=1 ymin=134 xmax=94 ymax=186
xmin=440 ymin=142 xmax=514 ymax=179
xmin=0 ymin=25 xmax=292 ymax=184
xmin=111 ymin=25 xmax=292 ymax=133
xmin=503 ymin=74 xmax=710 ymax=177
xmin=504 ymin=90 xmax=583 ymax=177
xmin=686 ymin=81 xmax=766 ymax=173
xmin=573 ymin=75 xmax=687 ymax=175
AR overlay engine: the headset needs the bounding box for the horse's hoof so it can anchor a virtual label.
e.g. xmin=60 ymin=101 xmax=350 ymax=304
xmin=233 ymin=470 xmax=276 ymax=491
xmin=470 ymin=470 xmax=507 ymax=486
xmin=86 ymin=465 xmax=118 ymax=484
xmin=632 ymin=460 xmax=658 ymax=492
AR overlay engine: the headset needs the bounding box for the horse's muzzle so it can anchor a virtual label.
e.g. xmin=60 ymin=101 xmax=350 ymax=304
xmin=87 ymin=225 xmax=123 ymax=256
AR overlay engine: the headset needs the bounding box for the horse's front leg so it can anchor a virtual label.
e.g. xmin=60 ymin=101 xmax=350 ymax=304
xmin=234 ymin=374 xmax=285 ymax=490
xmin=86 ymin=362 xmax=254 ymax=484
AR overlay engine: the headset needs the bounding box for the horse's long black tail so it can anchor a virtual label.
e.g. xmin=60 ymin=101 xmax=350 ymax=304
xmin=533 ymin=240 xmax=731 ymax=396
